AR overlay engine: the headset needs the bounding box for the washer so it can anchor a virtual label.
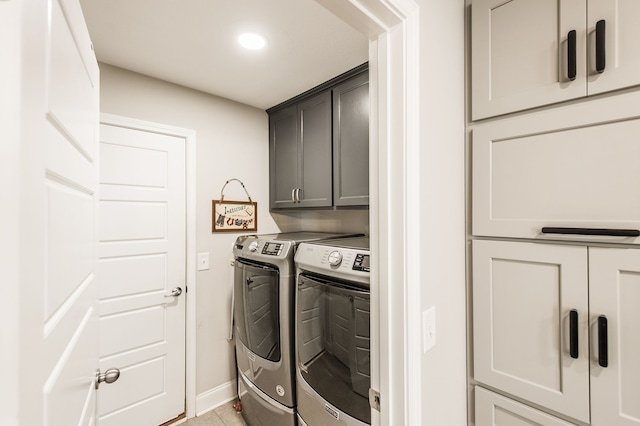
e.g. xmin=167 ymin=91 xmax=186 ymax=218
xmin=233 ymin=232 xmax=361 ymax=426
xmin=294 ymin=237 xmax=371 ymax=426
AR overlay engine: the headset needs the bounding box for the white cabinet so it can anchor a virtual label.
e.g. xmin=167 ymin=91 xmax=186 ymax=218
xmin=472 ymin=0 xmax=640 ymax=120
xmin=472 ymin=91 xmax=640 ymax=244
xmin=473 ymin=239 xmax=640 ymax=426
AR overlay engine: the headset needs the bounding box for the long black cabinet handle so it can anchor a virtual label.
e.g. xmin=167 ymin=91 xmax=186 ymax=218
xmin=596 ymin=19 xmax=606 ymax=73
xmin=598 ymin=316 xmax=608 ymax=368
xmin=569 ymin=309 xmax=579 ymax=359
xmin=541 ymin=227 xmax=640 ymax=237
xmin=567 ymin=30 xmax=577 ymax=81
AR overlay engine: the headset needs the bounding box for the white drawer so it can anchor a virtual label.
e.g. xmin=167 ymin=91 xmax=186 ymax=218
xmin=472 ymin=94 xmax=640 ymax=244
xmin=475 ymin=387 xmax=577 ymax=426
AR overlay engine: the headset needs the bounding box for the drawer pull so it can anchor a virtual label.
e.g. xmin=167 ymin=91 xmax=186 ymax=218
xmin=541 ymin=227 xmax=640 ymax=237
xmin=598 ymin=316 xmax=608 ymax=368
xmin=569 ymin=309 xmax=579 ymax=359
xmin=567 ymin=30 xmax=577 ymax=81
xmin=596 ymin=19 xmax=606 ymax=73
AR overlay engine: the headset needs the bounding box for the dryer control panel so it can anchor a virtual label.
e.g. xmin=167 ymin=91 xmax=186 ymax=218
xmin=295 ymin=239 xmax=371 ymax=286
xmin=262 ymin=242 xmax=283 ymax=256
xmin=353 ymin=253 xmax=370 ymax=272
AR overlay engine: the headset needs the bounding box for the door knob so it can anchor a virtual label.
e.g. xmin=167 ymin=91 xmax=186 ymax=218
xmin=95 ymin=368 xmax=120 ymax=389
xmin=164 ymin=287 xmax=183 ymax=297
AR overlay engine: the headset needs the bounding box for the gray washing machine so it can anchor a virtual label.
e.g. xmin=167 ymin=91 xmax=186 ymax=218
xmin=294 ymin=237 xmax=371 ymax=426
xmin=233 ymin=232 xmax=362 ymax=426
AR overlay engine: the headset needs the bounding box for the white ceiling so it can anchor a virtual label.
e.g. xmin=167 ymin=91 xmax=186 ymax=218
xmin=79 ymin=0 xmax=369 ymax=110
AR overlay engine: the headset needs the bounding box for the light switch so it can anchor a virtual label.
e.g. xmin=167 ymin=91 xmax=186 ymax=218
xmin=423 ymin=306 xmax=436 ymax=353
xmin=197 ymin=252 xmax=210 ymax=271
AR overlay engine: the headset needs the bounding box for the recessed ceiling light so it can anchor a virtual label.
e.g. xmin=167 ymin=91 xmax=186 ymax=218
xmin=238 ymin=33 xmax=267 ymax=50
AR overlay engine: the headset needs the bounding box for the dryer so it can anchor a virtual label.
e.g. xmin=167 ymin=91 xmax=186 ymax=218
xmin=294 ymin=237 xmax=371 ymax=426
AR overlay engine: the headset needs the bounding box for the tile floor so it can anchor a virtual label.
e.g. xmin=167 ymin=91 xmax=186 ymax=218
xmin=182 ymin=402 xmax=247 ymax=426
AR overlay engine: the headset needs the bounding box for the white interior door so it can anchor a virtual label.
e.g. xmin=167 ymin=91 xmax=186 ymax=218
xmin=97 ymin=123 xmax=186 ymax=425
xmin=36 ymin=0 xmax=101 ymax=424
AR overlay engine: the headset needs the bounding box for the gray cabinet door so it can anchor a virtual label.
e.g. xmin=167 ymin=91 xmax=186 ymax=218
xmin=269 ymin=105 xmax=298 ymax=209
xmin=333 ymin=72 xmax=369 ymax=206
xmin=298 ymin=91 xmax=332 ymax=207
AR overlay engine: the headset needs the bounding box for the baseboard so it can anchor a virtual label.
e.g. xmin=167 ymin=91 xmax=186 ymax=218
xmin=195 ymin=380 xmax=238 ymax=416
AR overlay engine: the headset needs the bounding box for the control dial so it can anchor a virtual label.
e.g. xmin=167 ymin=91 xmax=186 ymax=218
xmin=328 ymin=250 xmax=343 ymax=267
xmin=248 ymin=241 xmax=259 ymax=252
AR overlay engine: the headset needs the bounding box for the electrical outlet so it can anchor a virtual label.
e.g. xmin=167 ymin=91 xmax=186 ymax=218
xmin=423 ymin=306 xmax=436 ymax=353
xmin=197 ymin=252 xmax=210 ymax=271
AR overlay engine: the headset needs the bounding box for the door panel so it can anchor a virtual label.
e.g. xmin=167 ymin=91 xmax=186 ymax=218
xmin=471 ymin=0 xmax=587 ymax=119
xmin=589 ymin=248 xmax=640 ymax=426
xmin=270 ymin=106 xmax=298 ymax=208
xmin=298 ymin=91 xmax=332 ymax=207
xmin=48 ymin=0 xmax=97 ymax=158
xmin=98 ymin=123 xmax=186 ymax=426
xmin=473 ymin=115 xmax=640 ymax=243
xmin=588 ymin=0 xmax=640 ymax=95
xmin=333 ymin=72 xmax=369 ymax=206
xmin=472 ymin=240 xmax=589 ymax=423
xmin=100 ymin=201 xmax=168 ymax=241
xmin=98 ymin=254 xmax=167 ymax=299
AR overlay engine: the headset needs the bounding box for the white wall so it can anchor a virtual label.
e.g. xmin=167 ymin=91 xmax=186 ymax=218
xmin=99 ymin=63 xmax=370 ymax=406
xmin=416 ymin=0 xmax=467 ymax=424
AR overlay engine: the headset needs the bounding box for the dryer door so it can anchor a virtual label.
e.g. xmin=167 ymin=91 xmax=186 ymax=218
xmin=235 ymin=258 xmax=280 ymax=362
xmin=297 ymin=273 xmax=371 ymax=424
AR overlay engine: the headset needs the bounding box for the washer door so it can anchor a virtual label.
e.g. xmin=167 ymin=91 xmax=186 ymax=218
xmin=297 ymin=273 xmax=371 ymax=424
xmin=234 ymin=258 xmax=280 ymax=362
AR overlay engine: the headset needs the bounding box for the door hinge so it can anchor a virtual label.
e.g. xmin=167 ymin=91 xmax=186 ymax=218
xmin=369 ymin=388 xmax=380 ymax=411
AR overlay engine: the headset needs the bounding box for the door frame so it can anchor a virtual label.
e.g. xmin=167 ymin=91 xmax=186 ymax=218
xmin=315 ymin=1 xmax=421 ymax=425
xmin=100 ymin=113 xmax=198 ymax=418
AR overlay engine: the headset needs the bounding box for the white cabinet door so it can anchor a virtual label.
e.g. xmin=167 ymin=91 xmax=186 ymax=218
xmin=475 ymin=387 xmax=579 ymax=426
xmin=473 ymin=240 xmax=589 ymax=423
xmin=589 ymin=248 xmax=640 ymax=426
xmin=471 ymin=0 xmax=587 ymax=120
xmin=472 ymin=96 xmax=640 ymax=244
xmin=588 ymin=0 xmax=640 ymax=96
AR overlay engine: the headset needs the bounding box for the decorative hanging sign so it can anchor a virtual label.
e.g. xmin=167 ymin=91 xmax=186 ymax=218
xmin=212 ymin=178 xmax=257 ymax=233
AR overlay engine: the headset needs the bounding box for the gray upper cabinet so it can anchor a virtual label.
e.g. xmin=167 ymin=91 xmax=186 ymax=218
xmin=269 ymin=91 xmax=332 ymax=209
xmin=268 ymin=64 xmax=369 ymax=210
xmin=333 ymin=72 xmax=369 ymax=206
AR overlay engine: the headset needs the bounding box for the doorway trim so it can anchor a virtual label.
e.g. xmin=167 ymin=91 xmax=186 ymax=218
xmin=100 ymin=113 xmax=198 ymax=418
xmin=315 ymin=1 xmax=422 ymax=425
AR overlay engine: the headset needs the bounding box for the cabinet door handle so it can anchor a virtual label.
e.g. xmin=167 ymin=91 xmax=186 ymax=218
xmin=598 ymin=316 xmax=608 ymax=368
xmin=541 ymin=227 xmax=640 ymax=237
xmin=296 ymin=188 xmax=301 ymax=202
xmin=567 ymin=30 xmax=577 ymax=81
xmin=596 ymin=19 xmax=606 ymax=73
xmin=569 ymin=309 xmax=579 ymax=359
xmin=291 ymin=188 xmax=296 ymax=203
